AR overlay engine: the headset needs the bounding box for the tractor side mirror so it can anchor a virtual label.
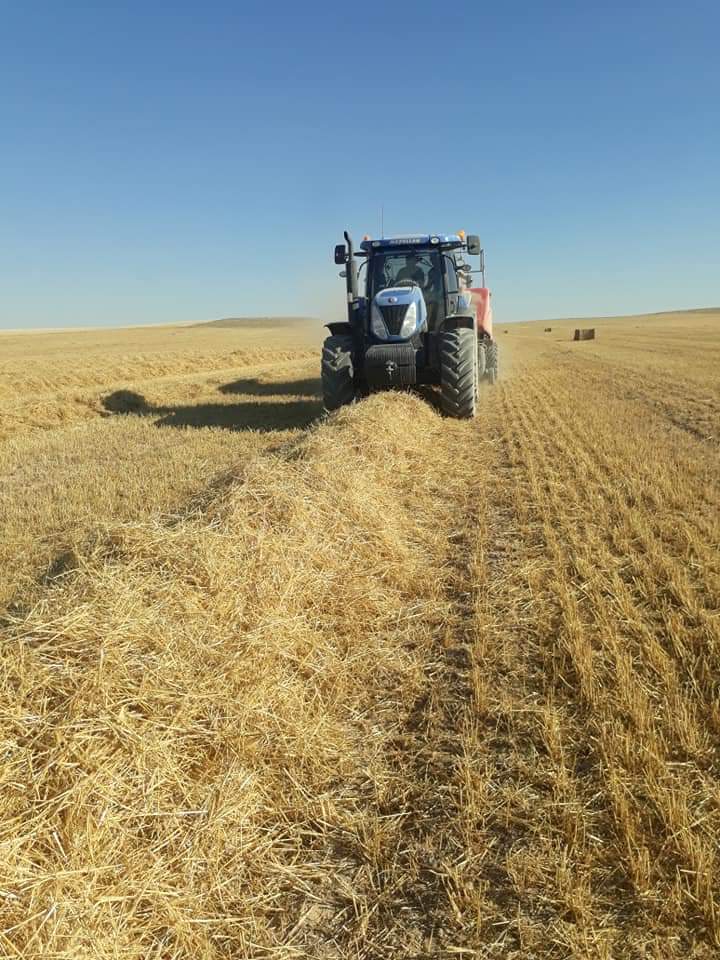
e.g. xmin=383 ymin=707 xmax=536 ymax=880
xmin=466 ymin=234 xmax=481 ymax=256
xmin=334 ymin=244 xmax=347 ymax=265
xmin=338 ymin=270 xmax=347 ymax=278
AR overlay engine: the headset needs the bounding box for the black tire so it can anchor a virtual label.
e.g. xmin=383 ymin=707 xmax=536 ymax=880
xmin=477 ymin=340 xmax=487 ymax=379
xmin=486 ymin=341 xmax=499 ymax=385
xmin=439 ymin=327 xmax=477 ymax=418
xmin=321 ymin=334 xmax=355 ymax=412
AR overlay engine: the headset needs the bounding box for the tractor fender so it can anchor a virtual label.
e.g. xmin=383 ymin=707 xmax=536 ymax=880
xmin=442 ymin=314 xmax=476 ymax=332
xmin=325 ymin=321 xmax=354 ymax=336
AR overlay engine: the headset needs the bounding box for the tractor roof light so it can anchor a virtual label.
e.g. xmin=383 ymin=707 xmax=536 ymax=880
xmin=458 ymin=229 xmax=466 ymax=239
xmin=360 ymin=234 xmax=465 ymax=252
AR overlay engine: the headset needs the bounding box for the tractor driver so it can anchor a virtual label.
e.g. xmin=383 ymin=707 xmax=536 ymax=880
xmin=397 ymin=253 xmax=425 ymax=286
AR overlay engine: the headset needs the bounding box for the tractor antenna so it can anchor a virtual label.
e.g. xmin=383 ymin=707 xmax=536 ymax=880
xmin=381 ymin=204 xmax=384 ymax=239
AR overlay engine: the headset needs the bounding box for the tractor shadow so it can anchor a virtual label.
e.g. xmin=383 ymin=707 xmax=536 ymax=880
xmin=102 ymin=385 xmax=322 ymax=433
xmin=153 ymin=400 xmax=321 ymax=432
xmin=218 ymin=376 xmax=321 ymax=398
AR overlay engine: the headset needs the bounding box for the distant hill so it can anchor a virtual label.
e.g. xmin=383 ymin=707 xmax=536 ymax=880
xmin=536 ymin=306 xmax=720 ymax=325
xmin=198 ymin=316 xmax=316 ymax=329
xmin=641 ymin=307 xmax=720 ymax=317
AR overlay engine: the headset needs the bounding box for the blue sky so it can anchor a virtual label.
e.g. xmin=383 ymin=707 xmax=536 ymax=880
xmin=1 ymin=0 xmax=718 ymax=327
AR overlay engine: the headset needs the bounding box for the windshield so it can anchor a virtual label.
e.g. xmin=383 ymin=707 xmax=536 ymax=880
xmin=369 ymin=250 xmax=443 ymax=301
xmin=369 ymin=250 xmax=444 ymax=327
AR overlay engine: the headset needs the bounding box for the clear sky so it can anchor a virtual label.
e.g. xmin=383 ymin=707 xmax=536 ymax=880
xmin=1 ymin=0 xmax=718 ymax=328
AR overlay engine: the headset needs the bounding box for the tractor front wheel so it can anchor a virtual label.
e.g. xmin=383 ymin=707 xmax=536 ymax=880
xmin=321 ymin=334 xmax=356 ymax=412
xmin=439 ymin=328 xmax=477 ymax=419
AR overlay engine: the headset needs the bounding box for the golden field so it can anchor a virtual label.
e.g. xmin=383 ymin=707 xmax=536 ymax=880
xmin=0 ymin=310 xmax=718 ymax=958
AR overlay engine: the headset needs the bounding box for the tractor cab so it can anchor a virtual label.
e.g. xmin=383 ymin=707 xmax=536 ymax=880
xmin=366 ymin=247 xmax=445 ymax=332
xmin=359 ymin=234 xmax=471 ymax=337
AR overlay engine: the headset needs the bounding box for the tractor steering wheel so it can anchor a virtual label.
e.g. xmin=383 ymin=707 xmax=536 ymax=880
xmin=394 ymin=279 xmax=418 ymax=287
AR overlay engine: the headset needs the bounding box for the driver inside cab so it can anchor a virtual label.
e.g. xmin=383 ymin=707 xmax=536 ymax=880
xmin=396 ymin=253 xmax=425 ymax=286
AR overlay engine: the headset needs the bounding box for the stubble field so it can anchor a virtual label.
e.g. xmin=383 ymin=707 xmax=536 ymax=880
xmin=1 ymin=309 xmax=718 ymax=958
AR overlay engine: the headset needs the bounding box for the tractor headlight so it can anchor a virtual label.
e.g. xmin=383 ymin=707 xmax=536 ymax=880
xmin=371 ymin=303 xmax=387 ymax=339
xmin=399 ymin=301 xmax=418 ymax=338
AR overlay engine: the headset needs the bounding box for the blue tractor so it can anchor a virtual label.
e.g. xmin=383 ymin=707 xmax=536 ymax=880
xmin=322 ymin=231 xmax=498 ymax=418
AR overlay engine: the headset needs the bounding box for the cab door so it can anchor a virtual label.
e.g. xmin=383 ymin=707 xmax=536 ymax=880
xmin=443 ymin=256 xmax=459 ymax=318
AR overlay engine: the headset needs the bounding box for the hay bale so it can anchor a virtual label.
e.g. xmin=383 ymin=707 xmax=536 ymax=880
xmin=544 ymin=327 xmax=552 ymax=333
xmin=573 ymin=328 xmax=595 ymax=341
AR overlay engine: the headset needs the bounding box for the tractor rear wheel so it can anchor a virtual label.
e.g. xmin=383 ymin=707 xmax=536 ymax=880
xmin=321 ymin=334 xmax=355 ymax=412
xmin=439 ymin=328 xmax=477 ymax=419
xmin=486 ymin=341 xmax=499 ymax=385
xmin=477 ymin=339 xmax=487 ymax=379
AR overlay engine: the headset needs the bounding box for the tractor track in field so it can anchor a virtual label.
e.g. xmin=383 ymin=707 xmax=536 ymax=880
xmin=345 ymin=379 xmax=536 ymax=958
xmin=299 ymin=408 xmax=507 ymax=959
xmin=391 ymin=478 xmax=501 ymax=955
xmin=377 ymin=516 xmax=481 ymax=956
xmin=258 ymin=378 xmax=511 ymax=959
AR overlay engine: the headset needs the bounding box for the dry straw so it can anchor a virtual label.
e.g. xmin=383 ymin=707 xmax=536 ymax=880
xmin=1 ymin=394 xmax=480 ymax=958
xmin=1 ymin=311 xmax=719 ymax=957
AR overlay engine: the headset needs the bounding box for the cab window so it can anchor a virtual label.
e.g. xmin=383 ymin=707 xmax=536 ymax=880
xmin=369 ymin=250 xmax=442 ymax=298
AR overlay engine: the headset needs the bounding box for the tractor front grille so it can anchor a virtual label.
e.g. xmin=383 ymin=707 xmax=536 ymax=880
xmin=380 ymin=303 xmax=409 ymax=336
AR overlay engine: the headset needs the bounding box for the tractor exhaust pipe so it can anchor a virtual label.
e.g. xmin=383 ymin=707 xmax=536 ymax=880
xmin=343 ymin=231 xmax=358 ymax=321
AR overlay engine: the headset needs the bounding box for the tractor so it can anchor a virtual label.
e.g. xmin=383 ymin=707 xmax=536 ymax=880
xmin=321 ymin=231 xmax=498 ymax=418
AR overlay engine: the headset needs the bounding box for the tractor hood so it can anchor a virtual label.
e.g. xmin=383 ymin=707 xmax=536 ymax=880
xmin=370 ymin=286 xmax=428 ymax=341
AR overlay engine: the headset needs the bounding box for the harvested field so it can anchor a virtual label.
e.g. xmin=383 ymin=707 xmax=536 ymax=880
xmin=0 ymin=310 xmax=718 ymax=958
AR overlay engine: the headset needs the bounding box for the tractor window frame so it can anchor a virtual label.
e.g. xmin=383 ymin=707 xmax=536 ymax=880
xmin=443 ymin=255 xmax=459 ymax=295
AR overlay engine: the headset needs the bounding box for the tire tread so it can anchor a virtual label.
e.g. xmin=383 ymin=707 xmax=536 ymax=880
xmin=439 ymin=328 xmax=477 ymax=418
xmin=321 ymin=334 xmax=355 ymax=411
